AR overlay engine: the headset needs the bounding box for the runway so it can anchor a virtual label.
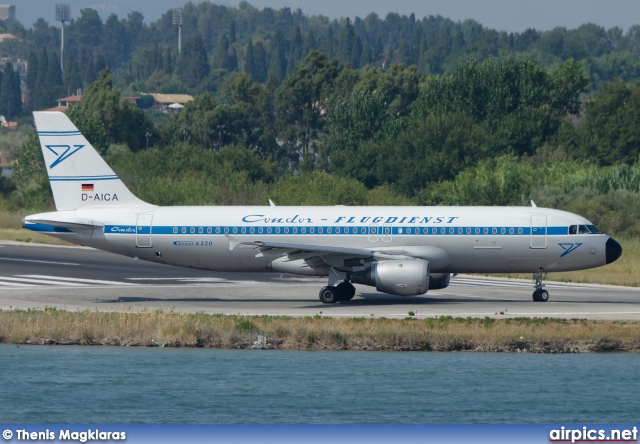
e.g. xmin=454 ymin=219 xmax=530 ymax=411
xmin=1 ymin=241 xmax=639 ymax=319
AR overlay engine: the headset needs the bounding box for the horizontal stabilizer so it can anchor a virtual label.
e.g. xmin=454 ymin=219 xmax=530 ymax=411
xmin=22 ymin=213 xmax=104 ymax=234
xmin=23 ymin=218 xmax=103 ymax=229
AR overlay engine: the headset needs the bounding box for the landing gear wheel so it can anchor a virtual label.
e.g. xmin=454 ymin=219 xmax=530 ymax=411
xmin=336 ymin=282 xmax=356 ymax=301
xmin=532 ymin=290 xmax=549 ymax=302
xmin=538 ymin=290 xmax=549 ymax=302
xmin=532 ymin=269 xmax=549 ymax=302
xmin=319 ymin=286 xmax=339 ymax=304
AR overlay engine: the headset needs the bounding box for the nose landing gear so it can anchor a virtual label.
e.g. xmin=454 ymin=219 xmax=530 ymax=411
xmin=532 ymin=269 xmax=549 ymax=302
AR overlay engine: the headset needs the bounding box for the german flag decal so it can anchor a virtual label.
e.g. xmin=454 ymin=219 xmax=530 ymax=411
xmin=81 ymin=184 xmax=94 ymax=191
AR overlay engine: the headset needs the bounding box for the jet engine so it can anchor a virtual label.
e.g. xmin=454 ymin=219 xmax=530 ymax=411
xmin=351 ymin=260 xmax=429 ymax=296
xmin=428 ymin=273 xmax=451 ymax=290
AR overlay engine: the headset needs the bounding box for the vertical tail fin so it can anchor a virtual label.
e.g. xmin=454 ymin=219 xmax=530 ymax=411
xmin=33 ymin=111 xmax=152 ymax=211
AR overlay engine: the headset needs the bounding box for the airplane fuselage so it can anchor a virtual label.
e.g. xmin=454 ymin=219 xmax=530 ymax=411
xmin=28 ymin=205 xmax=611 ymax=275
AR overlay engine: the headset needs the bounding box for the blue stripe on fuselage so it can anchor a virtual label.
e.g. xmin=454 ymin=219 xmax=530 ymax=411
xmin=103 ymin=225 xmax=568 ymax=236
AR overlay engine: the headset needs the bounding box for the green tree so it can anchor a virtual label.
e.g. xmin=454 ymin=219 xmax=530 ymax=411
xmin=359 ymin=43 xmax=372 ymax=68
xmin=355 ymin=64 xmax=419 ymax=117
xmin=103 ymin=13 xmax=129 ymax=67
xmin=73 ymin=70 xmax=154 ymax=151
xmin=162 ymin=49 xmax=173 ymax=74
xmin=269 ymin=29 xmax=287 ymax=82
xmin=578 ymin=79 xmax=640 ymax=165
xmin=26 ymin=51 xmax=38 ymax=90
xmin=253 ymin=41 xmax=268 ymax=83
xmin=324 ymin=89 xmax=387 ymax=182
xmin=303 ymin=30 xmax=316 ymax=56
xmin=338 ymin=18 xmax=354 ymax=62
xmin=325 ymin=27 xmax=335 ymax=58
xmin=350 ymin=36 xmax=363 ymax=69
xmin=34 ymin=47 xmax=49 ymax=109
xmin=63 ymin=57 xmax=82 ymax=95
xmin=222 ymin=73 xmax=277 ymax=156
xmin=10 ymin=132 xmax=51 ymax=209
xmin=76 ymin=8 xmax=103 ymax=49
xmin=372 ymin=37 xmax=384 ymax=66
xmin=244 ymin=39 xmax=256 ymax=80
xmin=275 ymin=51 xmax=343 ymax=166
xmin=44 ymin=53 xmax=65 ymax=106
xmin=287 ymin=26 xmax=303 ymax=76
xmin=0 ymin=63 xmax=22 ymax=119
xmin=66 ymin=105 xmax=109 ymax=154
xmin=212 ymin=34 xmax=232 ymax=71
xmin=94 ymin=55 xmax=108 ymax=74
xmin=83 ymin=59 xmax=98 ymax=86
xmin=179 ymin=34 xmax=210 ymax=88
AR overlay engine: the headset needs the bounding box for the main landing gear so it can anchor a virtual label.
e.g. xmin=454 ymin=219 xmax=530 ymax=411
xmin=319 ymin=282 xmax=356 ymax=304
xmin=532 ymin=269 xmax=549 ymax=302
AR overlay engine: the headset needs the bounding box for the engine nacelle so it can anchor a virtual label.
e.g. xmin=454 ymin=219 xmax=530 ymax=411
xmin=351 ymin=260 xmax=429 ymax=296
xmin=428 ymin=273 xmax=451 ymax=290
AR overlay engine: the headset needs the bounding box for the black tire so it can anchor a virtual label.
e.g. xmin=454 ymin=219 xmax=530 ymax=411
xmin=336 ymin=282 xmax=356 ymax=301
xmin=319 ymin=286 xmax=339 ymax=304
xmin=532 ymin=290 xmax=541 ymax=302
xmin=539 ymin=290 xmax=549 ymax=302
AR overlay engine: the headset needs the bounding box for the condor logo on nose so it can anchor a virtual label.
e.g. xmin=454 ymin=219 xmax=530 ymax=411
xmin=45 ymin=144 xmax=85 ymax=168
xmin=559 ymin=243 xmax=583 ymax=257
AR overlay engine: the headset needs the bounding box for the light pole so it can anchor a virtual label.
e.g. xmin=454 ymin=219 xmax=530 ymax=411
xmin=173 ymin=8 xmax=183 ymax=54
xmin=55 ymin=4 xmax=70 ymax=73
xmin=145 ymin=132 xmax=152 ymax=149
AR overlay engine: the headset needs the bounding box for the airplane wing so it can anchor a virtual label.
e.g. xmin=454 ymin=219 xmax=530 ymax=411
xmin=248 ymin=241 xmax=373 ymax=257
xmin=226 ymin=236 xmax=416 ymax=271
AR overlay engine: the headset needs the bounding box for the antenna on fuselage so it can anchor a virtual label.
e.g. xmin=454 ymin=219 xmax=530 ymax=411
xmin=269 ymin=199 xmax=276 ymax=207
xmin=530 ymin=200 xmax=537 ymax=208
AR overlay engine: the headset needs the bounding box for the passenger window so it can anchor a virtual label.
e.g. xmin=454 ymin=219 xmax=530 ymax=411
xmin=569 ymin=225 xmax=577 ymax=235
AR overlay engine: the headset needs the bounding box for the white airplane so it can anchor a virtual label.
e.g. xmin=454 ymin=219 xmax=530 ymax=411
xmin=23 ymin=111 xmax=622 ymax=303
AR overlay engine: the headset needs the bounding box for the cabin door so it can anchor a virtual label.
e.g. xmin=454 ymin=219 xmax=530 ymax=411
xmin=136 ymin=214 xmax=153 ymax=248
xmin=530 ymin=215 xmax=547 ymax=249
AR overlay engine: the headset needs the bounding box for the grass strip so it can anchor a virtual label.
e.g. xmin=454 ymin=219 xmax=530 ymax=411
xmin=1 ymin=308 xmax=639 ymax=353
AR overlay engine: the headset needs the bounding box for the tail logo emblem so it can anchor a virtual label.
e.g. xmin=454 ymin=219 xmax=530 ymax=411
xmin=46 ymin=144 xmax=85 ymax=168
xmin=559 ymin=243 xmax=583 ymax=257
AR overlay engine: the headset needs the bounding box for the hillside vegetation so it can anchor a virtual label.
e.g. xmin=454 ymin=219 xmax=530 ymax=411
xmin=0 ymin=3 xmax=639 ymax=243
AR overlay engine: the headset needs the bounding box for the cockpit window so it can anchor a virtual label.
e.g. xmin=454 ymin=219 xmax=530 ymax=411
xmin=586 ymin=225 xmax=601 ymax=234
xmin=570 ymin=224 xmax=601 ymax=235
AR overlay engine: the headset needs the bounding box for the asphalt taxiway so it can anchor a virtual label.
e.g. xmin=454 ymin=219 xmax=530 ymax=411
xmin=1 ymin=241 xmax=639 ymax=319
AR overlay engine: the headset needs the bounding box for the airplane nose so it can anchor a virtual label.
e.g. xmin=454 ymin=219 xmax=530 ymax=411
xmin=606 ymin=237 xmax=623 ymax=264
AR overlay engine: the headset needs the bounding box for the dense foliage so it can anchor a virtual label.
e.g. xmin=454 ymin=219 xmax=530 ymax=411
xmin=2 ymin=2 xmax=640 ymax=238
